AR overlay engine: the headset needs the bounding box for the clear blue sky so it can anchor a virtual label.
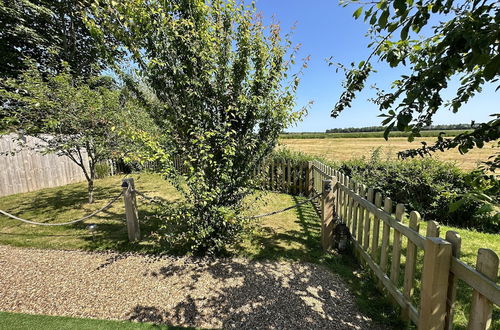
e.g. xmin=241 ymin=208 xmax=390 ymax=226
xmin=253 ymin=0 xmax=498 ymax=132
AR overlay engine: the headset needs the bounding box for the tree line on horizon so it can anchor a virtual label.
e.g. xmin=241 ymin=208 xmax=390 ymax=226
xmin=280 ymin=123 xmax=472 ymax=134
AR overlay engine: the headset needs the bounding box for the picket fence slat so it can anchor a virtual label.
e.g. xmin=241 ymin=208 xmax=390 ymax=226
xmin=338 ymin=183 xmax=426 ymax=249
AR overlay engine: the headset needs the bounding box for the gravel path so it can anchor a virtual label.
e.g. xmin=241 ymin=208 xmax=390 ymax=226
xmin=0 ymin=245 xmax=382 ymax=329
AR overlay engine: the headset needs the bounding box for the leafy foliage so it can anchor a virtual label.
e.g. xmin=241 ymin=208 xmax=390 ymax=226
xmin=88 ymin=0 xmax=306 ymax=254
xmin=337 ymin=151 xmax=499 ymax=233
xmin=0 ymin=63 xmax=153 ymax=203
xmin=0 ymin=0 xmax=116 ymax=79
xmin=333 ymin=0 xmax=500 ymax=169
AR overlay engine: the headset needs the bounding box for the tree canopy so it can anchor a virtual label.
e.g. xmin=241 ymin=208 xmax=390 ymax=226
xmin=0 ymin=0 xmax=117 ymax=79
xmin=333 ymin=0 xmax=499 ymax=171
xmin=87 ymin=0 xmax=306 ymax=254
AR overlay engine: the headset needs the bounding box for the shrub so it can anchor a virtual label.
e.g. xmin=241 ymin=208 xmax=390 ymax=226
xmin=336 ymin=153 xmax=499 ymax=233
xmin=95 ymin=163 xmax=110 ymax=179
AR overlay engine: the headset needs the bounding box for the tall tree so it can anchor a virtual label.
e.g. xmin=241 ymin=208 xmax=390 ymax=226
xmin=332 ymin=0 xmax=499 ymax=171
xmin=88 ymin=0 xmax=307 ymax=254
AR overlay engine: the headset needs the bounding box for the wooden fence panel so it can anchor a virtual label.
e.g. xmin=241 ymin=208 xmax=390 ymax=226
xmin=390 ymin=203 xmax=405 ymax=285
xmin=0 ymin=134 xmax=88 ymax=197
xmin=468 ymin=249 xmax=499 ymax=330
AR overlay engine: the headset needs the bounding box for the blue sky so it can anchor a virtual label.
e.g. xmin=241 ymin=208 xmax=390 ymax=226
xmin=253 ymin=0 xmax=498 ymax=132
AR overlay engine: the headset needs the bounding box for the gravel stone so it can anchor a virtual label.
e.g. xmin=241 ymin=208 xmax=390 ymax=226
xmin=0 ymin=245 xmax=383 ymax=329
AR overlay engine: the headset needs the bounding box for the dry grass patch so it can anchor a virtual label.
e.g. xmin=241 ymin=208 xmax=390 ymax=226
xmin=280 ymin=137 xmax=497 ymax=171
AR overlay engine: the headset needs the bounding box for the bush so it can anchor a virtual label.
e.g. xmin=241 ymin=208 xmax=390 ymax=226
xmin=271 ymin=147 xmax=499 ymax=232
xmin=151 ymin=201 xmax=248 ymax=255
xmin=95 ymin=163 xmax=110 ymax=179
xmin=335 ymin=152 xmax=498 ymax=233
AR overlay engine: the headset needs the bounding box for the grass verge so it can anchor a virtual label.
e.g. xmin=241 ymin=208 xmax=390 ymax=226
xmin=0 ymin=311 xmax=190 ymax=330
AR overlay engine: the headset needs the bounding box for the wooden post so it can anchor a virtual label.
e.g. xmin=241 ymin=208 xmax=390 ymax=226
xmin=346 ymin=181 xmax=354 ymax=228
xmin=444 ymin=231 xmax=461 ymax=330
xmin=287 ymin=159 xmax=292 ymax=194
xmin=357 ymin=184 xmax=366 ymax=245
xmin=281 ymin=160 xmax=286 ymax=192
xmin=321 ymin=178 xmax=335 ymax=251
xmin=402 ymin=211 xmax=421 ymax=321
xmin=363 ymin=188 xmax=374 ymax=250
xmin=122 ymin=178 xmax=140 ymax=242
xmin=418 ymin=237 xmax=452 ymax=330
xmin=298 ymin=162 xmax=303 ymax=194
xmin=380 ymin=197 xmax=392 ymax=273
xmin=468 ymin=249 xmax=499 ymax=330
xmin=371 ymin=192 xmax=383 ymax=261
xmin=343 ymin=176 xmax=350 ymax=223
xmin=390 ymin=203 xmax=405 ymax=284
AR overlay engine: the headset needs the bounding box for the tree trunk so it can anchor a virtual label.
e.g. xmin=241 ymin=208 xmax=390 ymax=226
xmin=87 ymin=178 xmax=94 ymax=204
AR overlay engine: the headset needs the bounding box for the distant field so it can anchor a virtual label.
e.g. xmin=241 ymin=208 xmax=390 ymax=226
xmin=280 ymin=137 xmax=497 ymax=171
xmin=280 ymin=130 xmax=468 ymax=139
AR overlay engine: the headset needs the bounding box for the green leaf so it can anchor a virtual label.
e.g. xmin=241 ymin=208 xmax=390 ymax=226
xmin=378 ymin=10 xmax=389 ymax=29
xmin=400 ymin=23 xmax=410 ymax=40
xmin=353 ymin=7 xmax=363 ymax=19
xmin=384 ymin=122 xmax=395 ymax=140
xmin=483 ymin=54 xmax=500 ymax=81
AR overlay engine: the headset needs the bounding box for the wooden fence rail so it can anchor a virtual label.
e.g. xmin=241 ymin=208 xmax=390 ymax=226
xmin=310 ymin=160 xmax=499 ymax=330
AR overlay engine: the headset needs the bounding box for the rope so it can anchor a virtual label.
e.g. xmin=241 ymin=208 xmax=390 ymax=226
xmin=0 ymin=191 xmax=123 ymax=226
xmin=133 ymin=189 xmax=164 ymax=204
xmin=250 ymin=192 xmax=321 ymax=219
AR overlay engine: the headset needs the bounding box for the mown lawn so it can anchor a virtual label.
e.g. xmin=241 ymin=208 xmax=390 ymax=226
xmin=0 ymin=173 xmax=498 ymax=329
xmin=0 ymin=311 xmax=190 ymax=330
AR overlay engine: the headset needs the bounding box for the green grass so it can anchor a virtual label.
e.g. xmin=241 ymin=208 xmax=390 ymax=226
xmin=0 ymin=173 xmax=181 ymax=252
xmin=0 ymin=311 xmax=190 ymax=330
xmin=280 ymin=129 xmax=468 ymax=139
xmin=0 ymin=173 xmax=498 ymax=329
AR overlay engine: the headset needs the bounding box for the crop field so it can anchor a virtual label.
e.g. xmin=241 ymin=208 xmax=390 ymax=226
xmin=280 ymin=129 xmax=468 ymax=139
xmin=279 ymin=137 xmax=498 ymax=171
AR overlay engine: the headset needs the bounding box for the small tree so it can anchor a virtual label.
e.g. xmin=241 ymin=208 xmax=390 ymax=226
xmin=0 ymin=64 xmax=150 ymax=203
xmin=88 ymin=0 xmax=307 ymax=254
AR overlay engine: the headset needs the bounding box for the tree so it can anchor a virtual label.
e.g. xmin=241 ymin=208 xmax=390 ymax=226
xmin=87 ymin=0 xmax=306 ymax=254
xmin=0 ymin=63 xmax=153 ymax=203
xmin=332 ymin=0 xmax=499 ymax=171
xmin=0 ymin=0 xmax=118 ymax=79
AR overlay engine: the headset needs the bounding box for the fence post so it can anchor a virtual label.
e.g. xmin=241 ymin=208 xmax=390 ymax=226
xmin=468 ymin=248 xmax=499 ymax=330
xmin=306 ymin=161 xmax=313 ymax=196
xmin=402 ymin=211 xmax=421 ymax=322
xmin=444 ymin=231 xmax=461 ymax=330
xmin=418 ymin=237 xmax=452 ymax=330
xmin=321 ymin=178 xmax=335 ymax=251
xmin=122 ymin=178 xmax=140 ymax=242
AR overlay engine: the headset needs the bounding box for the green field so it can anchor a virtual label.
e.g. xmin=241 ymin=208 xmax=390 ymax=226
xmin=280 ymin=129 xmax=468 ymax=139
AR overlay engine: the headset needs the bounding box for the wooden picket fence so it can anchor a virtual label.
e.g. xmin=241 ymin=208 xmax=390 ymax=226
xmin=254 ymin=158 xmax=308 ymax=195
xmin=309 ymin=159 xmax=499 ymax=330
